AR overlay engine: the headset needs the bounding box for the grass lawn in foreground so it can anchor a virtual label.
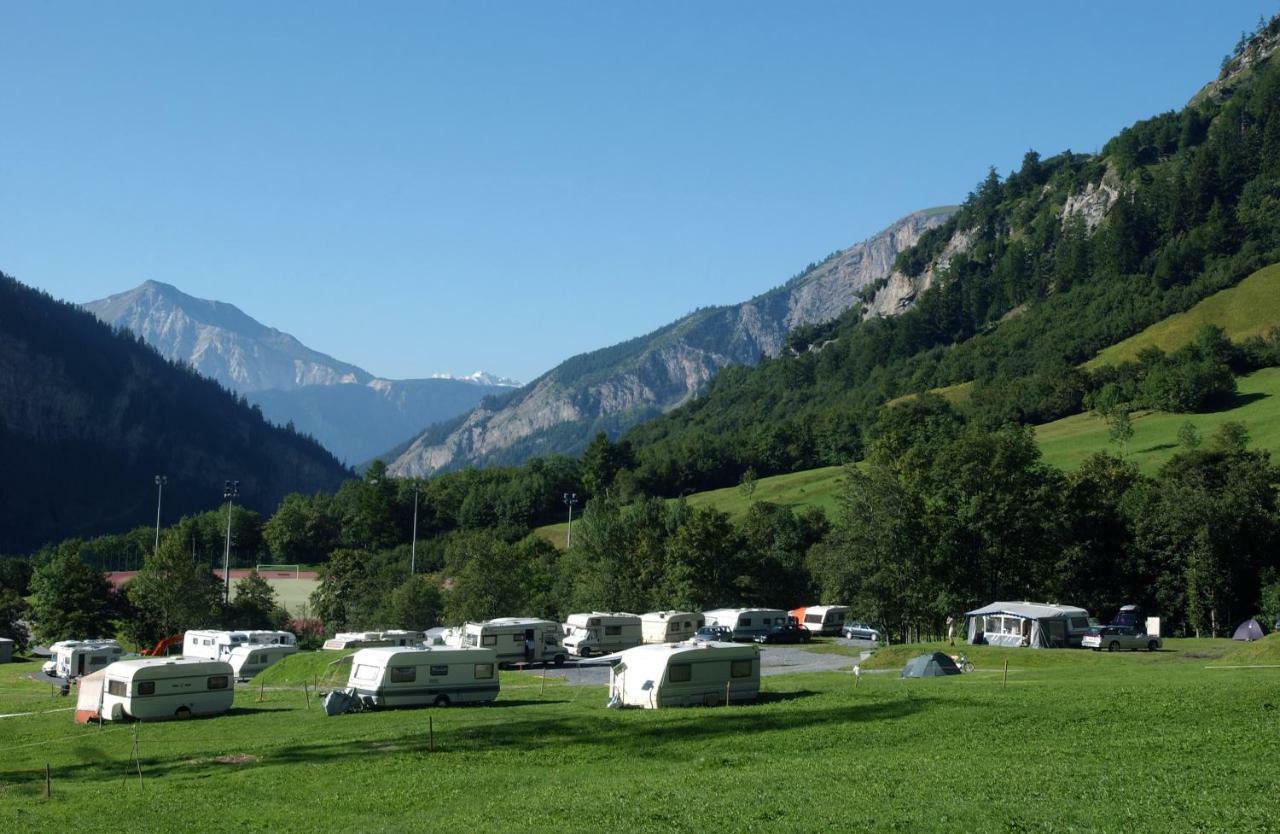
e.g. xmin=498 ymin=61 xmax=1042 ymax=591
xmin=1 ymin=638 xmax=1278 ymax=832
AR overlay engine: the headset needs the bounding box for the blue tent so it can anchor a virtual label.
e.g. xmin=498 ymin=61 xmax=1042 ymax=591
xmin=1233 ymin=618 xmax=1266 ymax=642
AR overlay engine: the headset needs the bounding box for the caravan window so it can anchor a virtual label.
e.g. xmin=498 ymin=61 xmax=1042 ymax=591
xmin=1069 ymin=618 xmax=1090 ymax=631
xmin=207 ymin=676 xmax=229 ymax=690
xmin=474 ymin=664 xmax=494 ymax=680
xmin=740 ymin=618 xmax=752 ymax=627
xmin=804 ymin=614 xmax=823 ymax=625
xmin=390 ymin=666 xmax=416 ymax=683
xmin=512 ymin=634 xmax=523 ymax=643
xmin=354 ymin=664 xmax=380 ymax=682
xmin=481 ymin=635 xmax=496 ymax=646
xmin=107 ymin=679 xmax=126 ymax=696
xmin=668 ymin=664 xmax=691 ymax=683
xmin=605 ymin=626 xmax=622 ymax=636
xmin=138 ymin=681 xmax=156 ymax=695
xmin=430 ymin=665 xmax=448 ymax=677
xmin=730 ymin=659 xmax=753 ymax=678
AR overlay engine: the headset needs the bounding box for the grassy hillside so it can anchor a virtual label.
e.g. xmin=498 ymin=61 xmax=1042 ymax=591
xmin=1 ymin=640 xmax=1277 ymax=831
xmin=1036 ymin=366 xmax=1280 ymax=472
xmin=1088 ymin=263 xmax=1280 ymax=367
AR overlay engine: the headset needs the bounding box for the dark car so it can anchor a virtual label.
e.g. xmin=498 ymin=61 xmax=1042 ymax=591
xmin=692 ymin=625 xmax=733 ymax=643
xmin=754 ymin=623 xmax=812 ymax=645
xmin=841 ymin=622 xmax=883 ymax=642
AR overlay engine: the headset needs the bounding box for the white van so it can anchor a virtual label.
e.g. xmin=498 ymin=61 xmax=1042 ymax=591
xmin=460 ymin=618 xmax=568 ymax=667
xmin=322 ymin=630 xmax=424 ymax=651
xmin=640 ymin=611 xmax=705 ymax=644
xmin=347 ymin=647 xmax=500 ymax=708
xmin=608 ymin=642 xmax=761 ymax=708
xmin=228 ymin=643 xmax=299 ymax=680
xmin=89 ymin=658 xmax=235 ymax=721
xmin=562 ymin=612 xmax=643 ymax=657
xmin=184 ymin=630 xmax=247 ymax=660
xmin=43 ymin=639 xmax=123 ymax=680
xmin=702 ymin=609 xmax=791 ymax=641
xmin=791 ymin=605 xmax=852 ymax=636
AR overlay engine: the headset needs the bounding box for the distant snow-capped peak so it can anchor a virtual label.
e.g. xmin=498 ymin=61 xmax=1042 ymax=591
xmin=431 ymin=370 xmax=522 ymax=388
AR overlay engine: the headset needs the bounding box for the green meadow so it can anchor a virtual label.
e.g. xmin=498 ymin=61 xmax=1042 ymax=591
xmin=1 ymin=638 xmax=1277 ymax=832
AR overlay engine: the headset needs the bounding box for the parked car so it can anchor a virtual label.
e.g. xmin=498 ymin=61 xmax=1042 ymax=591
xmin=692 ymin=625 xmax=733 ymax=643
xmin=1082 ymin=625 xmax=1161 ymax=652
xmin=754 ymin=624 xmax=812 ymax=645
xmin=841 ymin=622 xmax=882 ymax=642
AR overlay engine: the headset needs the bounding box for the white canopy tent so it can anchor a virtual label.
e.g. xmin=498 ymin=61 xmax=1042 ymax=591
xmin=965 ymin=602 xmax=1090 ymax=648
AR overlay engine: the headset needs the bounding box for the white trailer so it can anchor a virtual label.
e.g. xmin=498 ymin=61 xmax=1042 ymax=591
xmin=244 ymin=630 xmax=297 ymax=647
xmin=322 ymin=630 xmax=424 ymax=651
xmin=83 ymin=658 xmax=235 ymax=722
xmin=228 ymin=643 xmax=299 ymax=680
xmin=184 ymin=629 xmax=297 ymax=660
xmin=43 ymin=639 xmax=123 ymax=680
xmin=562 ymin=612 xmax=643 ymax=657
xmin=790 ymin=605 xmax=852 ymax=636
xmin=347 ymin=646 xmax=500 ymax=708
xmin=608 ymin=642 xmax=760 ymax=708
xmin=640 ymin=611 xmax=705 ymax=644
xmin=460 ymin=618 xmax=568 ymax=666
xmin=702 ymin=609 xmax=790 ymax=641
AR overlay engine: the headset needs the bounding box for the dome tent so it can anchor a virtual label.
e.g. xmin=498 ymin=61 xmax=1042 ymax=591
xmin=1233 ymin=618 xmax=1266 ymax=642
xmin=900 ymin=652 xmax=961 ymax=678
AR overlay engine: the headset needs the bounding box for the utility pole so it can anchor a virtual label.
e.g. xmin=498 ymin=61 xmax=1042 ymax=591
xmin=222 ymin=480 xmax=240 ymax=605
xmin=410 ymin=484 xmax=420 ymax=576
xmin=563 ymin=492 xmax=579 ymax=548
xmin=153 ymin=475 xmax=167 ymax=555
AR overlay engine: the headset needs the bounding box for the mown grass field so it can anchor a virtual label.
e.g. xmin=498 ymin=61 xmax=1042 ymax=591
xmin=1 ymin=638 xmax=1277 ymax=832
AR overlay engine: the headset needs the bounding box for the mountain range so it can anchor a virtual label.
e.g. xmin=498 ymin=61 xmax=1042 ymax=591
xmin=385 ymin=207 xmax=955 ymax=476
xmin=84 ymin=281 xmax=517 ymax=464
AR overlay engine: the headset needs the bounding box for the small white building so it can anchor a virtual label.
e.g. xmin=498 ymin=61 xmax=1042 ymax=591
xmin=790 ymin=605 xmax=851 ymax=636
xmin=562 ymin=612 xmax=642 ymax=657
xmin=228 ymin=643 xmax=299 ymax=680
xmin=77 ymin=658 xmax=235 ymax=722
xmin=43 ymin=639 xmax=123 ymax=680
xmin=346 ymin=646 xmax=500 ymax=708
xmin=702 ymin=608 xmax=790 ymax=641
xmin=608 ymin=642 xmax=761 ymax=709
xmin=640 ymin=611 xmax=705 ymax=644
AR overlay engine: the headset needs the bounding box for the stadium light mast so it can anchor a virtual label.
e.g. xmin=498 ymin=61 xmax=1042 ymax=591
xmin=222 ymin=480 xmax=240 ymax=605
xmin=410 ymin=483 xmax=420 ymax=576
xmin=153 ymin=475 xmax=167 ymax=555
xmin=563 ymin=492 xmax=579 ymax=548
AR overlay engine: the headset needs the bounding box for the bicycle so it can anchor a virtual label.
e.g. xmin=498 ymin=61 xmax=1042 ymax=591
xmin=953 ymin=653 xmax=975 ymax=673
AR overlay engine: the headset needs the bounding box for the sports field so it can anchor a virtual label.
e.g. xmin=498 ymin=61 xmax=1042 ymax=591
xmin=1 ymin=637 xmax=1276 ymax=831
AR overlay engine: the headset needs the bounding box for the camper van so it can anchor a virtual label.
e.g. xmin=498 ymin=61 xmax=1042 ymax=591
xmin=702 ymin=609 xmax=791 ymax=641
xmin=42 ymin=639 xmax=123 ymax=680
xmin=460 ymin=618 xmax=568 ymax=667
xmin=85 ymin=658 xmax=235 ymax=722
xmin=608 ymin=642 xmax=760 ymax=708
xmin=228 ymin=643 xmax=299 ymax=680
xmin=640 ymin=611 xmax=705 ymax=644
xmin=184 ymin=629 xmax=297 ymax=660
xmin=322 ymin=630 xmax=424 ymax=651
xmin=244 ymin=630 xmax=296 ymax=647
xmin=562 ymin=612 xmax=643 ymax=657
xmin=790 ymin=605 xmax=852 ymax=636
xmin=346 ymin=646 xmax=500 ymax=708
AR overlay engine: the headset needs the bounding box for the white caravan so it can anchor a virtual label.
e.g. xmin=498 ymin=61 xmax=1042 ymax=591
xmin=228 ymin=643 xmax=299 ymax=680
xmin=346 ymin=646 xmax=500 ymax=708
xmin=608 ymin=642 xmax=761 ymax=709
xmin=184 ymin=629 xmax=297 ymax=660
xmin=43 ymin=639 xmax=123 ymax=680
xmin=460 ymin=618 xmax=568 ymax=667
xmin=85 ymin=658 xmax=234 ymax=722
xmin=640 ymin=611 xmax=705 ymax=644
xmin=562 ymin=612 xmax=643 ymax=657
xmin=702 ymin=609 xmax=791 ymax=641
xmin=322 ymin=630 xmax=424 ymax=651
xmin=791 ymin=605 xmax=852 ymax=636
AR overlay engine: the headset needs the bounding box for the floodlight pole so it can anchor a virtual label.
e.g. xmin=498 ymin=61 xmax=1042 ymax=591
xmin=563 ymin=492 xmax=579 ymax=548
xmin=222 ymin=480 xmax=240 ymax=605
xmin=410 ymin=484 xmax=420 ymax=576
xmin=153 ymin=475 xmax=167 ymax=555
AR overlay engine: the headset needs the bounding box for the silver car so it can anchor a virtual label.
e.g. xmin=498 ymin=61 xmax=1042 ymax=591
xmin=1082 ymin=625 xmax=1161 ymax=652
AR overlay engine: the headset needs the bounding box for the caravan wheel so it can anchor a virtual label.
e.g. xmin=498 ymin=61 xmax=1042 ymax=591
xmin=553 ymin=654 xmax=566 ymax=667
xmin=433 ymin=695 xmax=451 ymax=708
xmin=1108 ymin=641 xmax=1120 ymax=652
xmin=175 ymin=706 xmax=192 ymax=720
xmin=1147 ymin=641 xmax=1159 ymax=652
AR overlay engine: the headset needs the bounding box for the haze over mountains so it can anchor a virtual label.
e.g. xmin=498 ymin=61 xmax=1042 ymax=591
xmin=84 ymin=281 xmax=517 ymax=463
xmin=387 ymin=207 xmax=955 ymax=476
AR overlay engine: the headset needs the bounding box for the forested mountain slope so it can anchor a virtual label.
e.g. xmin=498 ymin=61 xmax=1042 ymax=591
xmin=0 ymin=274 xmax=351 ymax=552
xmin=620 ymin=16 xmax=1280 ymax=495
xmin=386 ymin=207 xmax=954 ymax=476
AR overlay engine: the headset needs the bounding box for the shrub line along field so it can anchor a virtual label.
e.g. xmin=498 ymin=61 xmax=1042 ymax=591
xmin=1 ymin=637 xmax=1278 ymax=831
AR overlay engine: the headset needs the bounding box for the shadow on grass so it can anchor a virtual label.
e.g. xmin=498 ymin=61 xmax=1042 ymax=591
xmin=1221 ymin=391 xmax=1267 ymax=410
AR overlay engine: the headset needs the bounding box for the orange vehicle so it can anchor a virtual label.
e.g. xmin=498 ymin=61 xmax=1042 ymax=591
xmin=142 ymin=633 xmax=185 ymax=657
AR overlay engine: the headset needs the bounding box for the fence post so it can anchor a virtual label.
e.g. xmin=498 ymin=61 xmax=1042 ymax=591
xmin=304 ymin=681 xmax=311 ymax=710
xmin=724 ymin=681 xmax=730 ymax=707
xmin=44 ymin=763 xmax=51 ymax=799
xmin=1003 ymin=660 xmax=1009 ymax=688
xmin=428 ymin=716 xmax=434 ymax=753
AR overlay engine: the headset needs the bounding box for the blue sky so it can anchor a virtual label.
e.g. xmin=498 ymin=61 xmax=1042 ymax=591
xmin=2 ymin=2 xmax=1274 ymax=382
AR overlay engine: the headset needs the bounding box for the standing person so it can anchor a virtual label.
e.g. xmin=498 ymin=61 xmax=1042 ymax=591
xmin=946 ymin=615 xmax=956 ymax=647
xmin=524 ymin=635 xmax=534 ymax=663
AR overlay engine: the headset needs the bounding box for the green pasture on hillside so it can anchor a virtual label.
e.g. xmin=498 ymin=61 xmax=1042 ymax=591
xmin=1 ymin=639 xmax=1277 ymax=831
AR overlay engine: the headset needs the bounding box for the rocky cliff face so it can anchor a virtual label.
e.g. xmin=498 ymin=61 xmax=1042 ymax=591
xmin=387 ymin=207 xmax=955 ymax=476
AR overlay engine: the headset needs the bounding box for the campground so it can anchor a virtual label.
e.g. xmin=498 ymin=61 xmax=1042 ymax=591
xmin=1 ymin=637 xmax=1278 ymax=832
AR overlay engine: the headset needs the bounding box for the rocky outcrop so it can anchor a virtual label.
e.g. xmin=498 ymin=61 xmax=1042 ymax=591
xmin=864 ymin=226 xmax=973 ymax=318
xmin=387 ymin=207 xmax=956 ymax=476
xmin=1061 ymin=179 xmax=1119 ymax=232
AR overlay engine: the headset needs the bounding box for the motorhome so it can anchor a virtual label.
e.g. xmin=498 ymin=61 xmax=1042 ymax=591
xmin=184 ymin=630 xmax=297 ymax=660
xmin=244 ymin=630 xmax=297 ymax=647
xmin=460 ymin=618 xmax=568 ymax=666
xmin=608 ymin=642 xmax=761 ymax=708
xmin=640 ymin=611 xmax=705 ymax=644
xmin=42 ymin=639 xmax=123 ymax=680
xmin=79 ymin=658 xmax=235 ymax=722
xmin=702 ymin=609 xmax=791 ymax=641
xmin=322 ymin=630 xmax=425 ymax=650
xmin=789 ymin=605 xmax=852 ymax=636
xmin=228 ymin=643 xmax=299 ymax=680
xmin=346 ymin=646 xmax=500 ymax=708
xmin=562 ymin=612 xmax=643 ymax=657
